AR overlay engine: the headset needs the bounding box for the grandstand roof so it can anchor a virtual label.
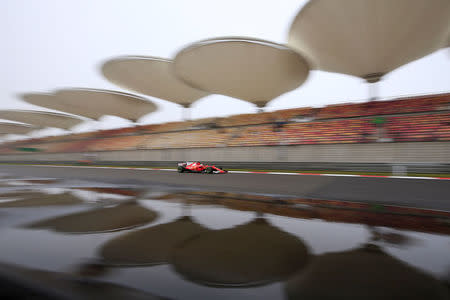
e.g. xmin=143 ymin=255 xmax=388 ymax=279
xmin=173 ymin=37 xmax=310 ymax=107
xmin=101 ymin=56 xmax=209 ymax=107
xmin=0 ymin=122 xmax=35 ymax=135
xmin=22 ymin=89 xmax=157 ymax=121
xmin=288 ymin=0 xmax=450 ymax=83
xmin=0 ymin=110 xmax=84 ymax=130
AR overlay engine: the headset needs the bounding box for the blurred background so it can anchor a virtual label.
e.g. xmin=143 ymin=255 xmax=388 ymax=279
xmin=1 ymin=1 xmax=450 ymax=299
xmin=0 ymin=0 xmax=449 ymax=173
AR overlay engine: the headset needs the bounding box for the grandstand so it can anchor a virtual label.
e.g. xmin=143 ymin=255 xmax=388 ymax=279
xmin=0 ymin=93 xmax=448 ymax=155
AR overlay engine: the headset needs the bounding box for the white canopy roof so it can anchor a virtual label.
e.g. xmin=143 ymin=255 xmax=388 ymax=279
xmin=173 ymin=37 xmax=310 ymax=107
xmin=0 ymin=110 xmax=84 ymax=130
xmin=0 ymin=122 xmax=35 ymax=135
xmin=22 ymin=89 xmax=157 ymax=121
xmin=102 ymin=56 xmax=209 ymax=107
xmin=288 ymin=0 xmax=450 ymax=82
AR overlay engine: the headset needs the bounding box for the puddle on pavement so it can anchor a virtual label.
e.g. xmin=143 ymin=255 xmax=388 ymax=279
xmin=0 ymin=176 xmax=449 ymax=299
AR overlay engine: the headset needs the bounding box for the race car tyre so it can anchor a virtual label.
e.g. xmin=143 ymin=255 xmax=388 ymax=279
xmin=206 ymin=167 xmax=213 ymax=174
xmin=178 ymin=166 xmax=185 ymax=173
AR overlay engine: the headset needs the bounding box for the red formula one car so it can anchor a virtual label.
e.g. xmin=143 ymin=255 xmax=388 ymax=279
xmin=177 ymin=161 xmax=227 ymax=174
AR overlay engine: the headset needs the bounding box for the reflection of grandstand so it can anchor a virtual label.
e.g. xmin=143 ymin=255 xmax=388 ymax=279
xmin=155 ymin=191 xmax=450 ymax=235
xmin=0 ymin=93 xmax=449 ymax=154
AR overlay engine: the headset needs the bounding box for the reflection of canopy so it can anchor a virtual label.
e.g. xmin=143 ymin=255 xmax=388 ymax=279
xmin=0 ymin=110 xmax=84 ymax=130
xmin=22 ymin=89 xmax=157 ymax=121
xmin=288 ymin=0 xmax=450 ymax=82
xmin=285 ymin=244 xmax=449 ymax=299
xmin=76 ymin=187 xmax=140 ymax=197
xmin=102 ymin=56 xmax=209 ymax=108
xmin=0 ymin=122 xmax=35 ymax=135
xmin=27 ymin=202 xmax=158 ymax=233
xmin=0 ymin=191 xmax=83 ymax=207
xmin=100 ymin=216 xmax=208 ymax=266
xmin=174 ymin=37 xmax=310 ymax=107
xmin=172 ymin=218 xmax=309 ymax=286
xmin=0 ymin=262 xmax=164 ymax=300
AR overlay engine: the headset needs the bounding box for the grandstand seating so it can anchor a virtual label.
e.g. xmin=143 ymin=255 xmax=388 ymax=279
xmin=316 ymin=94 xmax=449 ymax=119
xmin=0 ymin=93 xmax=448 ymax=153
xmin=226 ymin=112 xmax=450 ymax=146
xmin=218 ymin=112 xmax=274 ymax=127
xmin=96 ymin=126 xmax=141 ymax=137
xmin=138 ymin=128 xmax=231 ymax=149
xmin=87 ymin=135 xmax=148 ymax=151
xmin=385 ymin=112 xmax=450 ymax=142
xmin=272 ymin=107 xmax=314 ymax=121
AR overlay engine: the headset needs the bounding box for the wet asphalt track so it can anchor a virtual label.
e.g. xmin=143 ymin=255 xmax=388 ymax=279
xmin=1 ymin=164 xmax=449 ymax=211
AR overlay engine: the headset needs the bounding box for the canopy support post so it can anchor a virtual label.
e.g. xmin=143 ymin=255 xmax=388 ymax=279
xmin=255 ymin=101 xmax=266 ymax=113
xmin=182 ymin=106 xmax=191 ymax=121
xmin=368 ymin=82 xmax=379 ymax=101
xmin=364 ymin=73 xmax=383 ymax=102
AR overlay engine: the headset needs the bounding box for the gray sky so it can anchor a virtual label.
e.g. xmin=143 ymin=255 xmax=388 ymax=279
xmin=1 ymin=0 xmax=449 ymax=139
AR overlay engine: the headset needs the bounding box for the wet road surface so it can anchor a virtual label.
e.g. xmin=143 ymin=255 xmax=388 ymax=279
xmin=0 ymin=172 xmax=449 ymax=299
xmin=1 ymin=164 xmax=449 ymax=210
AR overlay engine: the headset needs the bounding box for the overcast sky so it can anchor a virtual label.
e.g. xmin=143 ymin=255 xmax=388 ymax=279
xmin=1 ymin=0 xmax=449 ymax=139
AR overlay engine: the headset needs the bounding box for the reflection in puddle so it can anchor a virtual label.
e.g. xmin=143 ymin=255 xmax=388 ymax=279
xmin=0 ymin=178 xmax=60 ymax=187
xmin=0 ymin=180 xmax=449 ymax=299
xmin=172 ymin=217 xmax=309 ymax=287
xmin=75 ymin=187 xmax=141 ymax=197
xmin=285 ymin=244 xmax=449 ymax=300
xmin=27 ymin=202 xmax=158 ymax=233
xmin=0 ymin=262 xmax=166 ymax=300
xmin=0 ymin=186 xmax=136 ymax=208
xmin=154 ymin=192 xmax=450 ymax=236
xmin=8 ymin=179 xmax=60 ymax=185
xmin=100 ymin=215 xmax=208 ymax=266
xmin=0 ymin=191 xmax=83 ymax=207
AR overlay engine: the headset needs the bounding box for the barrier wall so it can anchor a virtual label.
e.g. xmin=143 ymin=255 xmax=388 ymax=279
xmin=1 ymin=142 xmax=449 ymax=173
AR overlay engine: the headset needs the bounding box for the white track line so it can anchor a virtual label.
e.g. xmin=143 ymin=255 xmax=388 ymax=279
xmin=14 ymin=164 xmax=450 ymax=181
